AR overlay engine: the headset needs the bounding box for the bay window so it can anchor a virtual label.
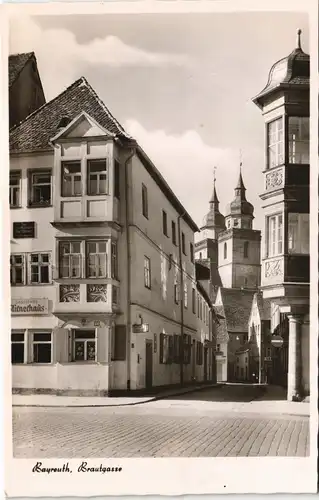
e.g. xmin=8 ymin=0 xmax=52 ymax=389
xmin=30 ymin=253 xmax=50 ymax=284
xmin=59 ymin=241 xmax=82 ymax=278
xmin=267 ymin=117 xmax=284 ymax=169
xmin=288 ymin=117 xmax=309 ymax=164
xmin=288 ymin=213 xmax=309 ymax=254
xmin=267 ymin=214 xmax=283 ymax=257
xmin=61 ymin=161 xmax=82 ymax=197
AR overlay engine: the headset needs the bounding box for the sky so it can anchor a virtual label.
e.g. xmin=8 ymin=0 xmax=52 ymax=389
xmin=9 ymin=12 xmax=309 ymax=232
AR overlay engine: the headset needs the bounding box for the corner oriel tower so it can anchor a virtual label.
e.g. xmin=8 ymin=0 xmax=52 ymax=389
xmin=218 ymin=164 xmax=261 ymax=289
xmin=195 ymin=170 xmax=225 ymax=300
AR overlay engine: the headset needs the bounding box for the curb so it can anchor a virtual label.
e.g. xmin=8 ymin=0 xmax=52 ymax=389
xmin=12 ymin=383 xmax=220 ymax=409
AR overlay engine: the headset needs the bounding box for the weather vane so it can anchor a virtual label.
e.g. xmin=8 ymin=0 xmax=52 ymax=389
xmin=213 ymin=166 xmax=217 ymax=184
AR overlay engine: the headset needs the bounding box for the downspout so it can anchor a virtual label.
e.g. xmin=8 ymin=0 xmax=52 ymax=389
xmin=124 ymin=146 xmax=136 ymax=391
xmin=177 ymin=212 xmax=186 ymax=386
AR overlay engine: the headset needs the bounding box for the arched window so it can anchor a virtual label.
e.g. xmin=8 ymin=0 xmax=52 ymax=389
xmin=224 ymin=242 xmax=227 ymax=260
xmin=244 ymin=241 xmax=249 ymax=258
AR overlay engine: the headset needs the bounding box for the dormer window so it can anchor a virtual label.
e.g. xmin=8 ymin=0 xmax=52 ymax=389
xmin=57 ymin=116 xmax=72 ymax=129
xmin=61 ymin=161 xmax=82 ymax=197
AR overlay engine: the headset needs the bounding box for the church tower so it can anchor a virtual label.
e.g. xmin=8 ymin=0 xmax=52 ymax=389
xmin=218 ymin=165 xmax=261 ymax=289
xmin=195 ymin=171 xmax=225 ymax=300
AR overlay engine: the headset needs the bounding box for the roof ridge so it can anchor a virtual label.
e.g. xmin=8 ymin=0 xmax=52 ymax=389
xmin=9 ymin=77 xmax=87 ymax=132
xmin=82 ymin=77 xmax=131 ymax=139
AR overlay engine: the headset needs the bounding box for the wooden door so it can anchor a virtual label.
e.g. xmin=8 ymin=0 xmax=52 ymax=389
xmin=145 ymin=340 xmax=153 ymax=390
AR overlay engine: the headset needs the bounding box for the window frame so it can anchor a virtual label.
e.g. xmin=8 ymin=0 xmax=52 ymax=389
xmin=287 ymin=212 xmax=309 ymax=255
xmin=11 ymin=331 xmax=25 ymax=364
xmin=72 ymin=329 xmax=97 ymax=362
xmin=10 ymin=253 xmax=25 ymax=286
xmin=61 ymin=160 xmax=82 ymax=197
xmin=144 ymin=256 xmax=151 ymax=289
xmin=267 ymin=213 xmax=283 ymax=258
xmin=192 ymin=288 xmax=196 ymax=314
xmin=288 ymin=116 xmax=309 ymax=165
xmin=162 ymin=210 xmax=168 ymax=237
xmin=181 ymin=232 xmax=186 ymax=255
xmin=111 ymin=241 xmax=118 ymax=279
xmin=29 ymin=169 xmax=52 ymax=207
xmin=9 ymin=171 xmax=21 ymax=208
xmin=267 ymin=117 xmax=284 ymax=169
xmin=190 ymin=243 xmax=194 ymax=264
xmin=59 ymin=240 xmax=83 ymax=279
xmin=31 ymin=331 xmax=52 ymax=364
xmin=114 ymin=159 xmax=120 ymax=200
xmin=174 ymin=280 xmax=179 ymax=304
xmin=87 ymin=158 xmax=108 ymax=196
xmin=29 ymin=252 xmax=51 ymax=285
xmin=86 ymin=240 xmax=108 ymax=279
xmin=172 ymin=221 xmax=177 ymax=246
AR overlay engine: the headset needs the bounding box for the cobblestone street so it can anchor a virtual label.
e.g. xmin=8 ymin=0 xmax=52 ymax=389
xmin=12 ymin=385 xmax=310 ymax=458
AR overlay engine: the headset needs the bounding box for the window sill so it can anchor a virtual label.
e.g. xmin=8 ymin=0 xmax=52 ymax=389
xmin=10 ymin=205 xmax=22 ymax=210
xmin=28 ymin=203 xmax=52 ymax=209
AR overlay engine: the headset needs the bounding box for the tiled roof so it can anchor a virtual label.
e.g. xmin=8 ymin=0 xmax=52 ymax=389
xmin=213 ymin=305 xmax=229 ymax=343
xmin=219 ymin=288 xmax=255 ymax=333
xmin=9 ymin=52 xmax=34 ymax=88
xmin=10 ymin=77 xmax=131 ymax=153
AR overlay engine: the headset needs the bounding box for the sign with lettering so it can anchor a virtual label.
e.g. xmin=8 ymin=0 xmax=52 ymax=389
xmin=13 ymin=221 xmax=35 ymax=239
xmin=11 ymin=298 xmax=49 ymax=315
xmin=132 ymin=323 xmax=149 ymax=334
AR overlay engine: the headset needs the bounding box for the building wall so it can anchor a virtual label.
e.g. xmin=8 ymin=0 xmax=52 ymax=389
xmin=301 ymin=315 xmax=309 ymax=394
xmin=235 ymin=352 xmax=249 ymax=381
xmin=9 ymin=58 xmax=45 ymax=128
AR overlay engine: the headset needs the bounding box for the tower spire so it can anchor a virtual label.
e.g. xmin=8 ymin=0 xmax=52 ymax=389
xmin=210 ymin=166 xmax=219 ymax=204
xmin=297 ymin=28 xmax=302 ymax=50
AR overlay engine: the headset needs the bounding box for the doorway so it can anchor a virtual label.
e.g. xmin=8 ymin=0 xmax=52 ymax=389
xmin=145 ymin=339 xmax=153 ymax=390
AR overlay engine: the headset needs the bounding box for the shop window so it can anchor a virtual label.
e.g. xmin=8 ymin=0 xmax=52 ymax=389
xmin=29 ymin=253 xmax=50 ymax=284
xmin=288 ymin=213 xmax=309 ymax=254
xmin=32 ymin=332 xmax=52 ymax=363
xmin=59 ymin=241 xmax=82 ymax=278
xmin=267 ymin=117 xmax=284 ymax=168
xmin=267 ymin=214 xmax=283 ymax=257
xmin=87 ymin=159 xmax=108 ymax=195
xmin=61 ymin=161 xmax=82 ymax=197
xmin=87 ymin=241 xmax=108 ymax=278
xmin=9 ymin=171 xmax=21 ymax=208
xmin=73 ymin=330 xmax=96 ymax=361
xmin=10 ymin=254 xmax=25 ymax=285
xmin=11 ymin=331 xmax=25 ymax=364
xmin=144 ymin=256 xmax=151 ymax=289
xmin=288 ymin=117 xmax=309 ymax=164
xmin=29 ymin=170 xmax=52 ymax=206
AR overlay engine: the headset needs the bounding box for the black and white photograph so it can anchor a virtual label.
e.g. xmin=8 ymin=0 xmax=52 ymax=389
xmin=2 ymin=0 xmax=318 ymax=496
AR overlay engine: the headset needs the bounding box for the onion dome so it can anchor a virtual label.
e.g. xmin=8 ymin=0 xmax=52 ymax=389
xmin=225 ymin=168 xmax=254 ymax=218
xmin=253 ymin=29 xmax=309 ymax=109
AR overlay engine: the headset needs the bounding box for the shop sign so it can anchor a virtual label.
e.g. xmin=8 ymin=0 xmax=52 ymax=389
xmin=11 ymin=298 xmax=49 ymax=315
xmin=13 ymin=221 xmax=35 ymax=239
xmin=132 ymin=323 xmax=149 ymax=333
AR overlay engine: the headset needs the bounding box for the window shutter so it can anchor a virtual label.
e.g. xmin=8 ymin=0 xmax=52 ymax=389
xmin=159 ymin=333 xmax=164 ymax=364
xmin=97 ymin=327 xmax=107 ymax=363
xmin=113 ymin=325 xmax=126 ymax=361
xmin=55 ymin=328 xmax=69 ymax=363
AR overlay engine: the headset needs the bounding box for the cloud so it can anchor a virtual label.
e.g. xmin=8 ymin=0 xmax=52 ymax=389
xmin=124 ymin=119 xmax=258 ymax=231
xmin=9 ymin=16 xmax=188 ymax=99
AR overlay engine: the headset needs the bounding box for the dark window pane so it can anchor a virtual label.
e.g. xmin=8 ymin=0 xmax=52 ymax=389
xmin=74 ymin=341 xmax=85 ymax=361
xmin=11 ymin=333 xmax=24 ymax=342
xmin=33 ymin=333 xmax=51 ymax=341
xmin=89 ymin=160 xmax=106 ymax=173
xmin=15 ymin=269 xmax=23 ymax=284
xmin=12 ymin=343 xmax=24 ymax=363
xmin=74 ymin=331 xmax=95 ymax=340
xmin=40 ymin=266 xmax=49 ymax=283
xmin=87 ymin=341 xmax=96 ymax=360
xmin=33 ymin=343 xmax=51 ymax=363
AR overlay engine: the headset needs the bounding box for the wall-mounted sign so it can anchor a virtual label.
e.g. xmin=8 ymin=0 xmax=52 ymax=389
xmin=11 ymin=298 xmax=49 ymax=315
xmin=271 ymin=335 xmax=284 ymax=348
xmin=13 ymin=222 xmax=35 ymax=239
xmin=132 ymin=323 xmax=149 ymax=334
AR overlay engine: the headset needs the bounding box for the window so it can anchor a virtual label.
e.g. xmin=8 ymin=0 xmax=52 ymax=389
xmin=114 ymin=160 xmax=120 ymax=199
xmin=112 ymin=286 xmax=119 ymax=305
xmin=224 ymin=242 xmax=227 ymax=260
xmin=192 ymin=288 xmax=196 ymax=314
xmin=87 ymin=159 xmax=107 ymax=195
xmin=190 ymin=243 xmax=194 ymax=263
xmin=111 ymin=325 xmax=126 ymax=361
xmin=11 ymin=332 xmax=24 ymax=364
xmin=59 ymin=241 xmax=82 ymax=278
xmin=288 ymin=117 xmax=309 ymax=164
xmin=142 ymin=184 xmax=148 ymax=218
xmin=10 ymin=254 xmax=25 ymax=285
xmin=267 ymin=214 xmax=283 ymax=257
xmin=73 ymin=330 xmax=96 ymax=361
xmin=288 ymin=213 xmax=309 ymax=254
xmin=172 ymin=221 xmax=177 ymax=246
xmin=62 ymin=161 xmax=82 ymax=197
xmin=183 ymin=334 xmax=191 ymax=364
xmin=159 ymin=333 xmax=173 ymax=364
xmin=181 ymin=233 xmax=186 ymax=255
xmin=244 ymin=241 xmax=249 ymax=258
xmin=184 ymin=282 xmax=188 ymax=308
xmin=162 ymin=210 xmax=168 ymax=236
xmin=111 ymin=241 xmax=118 ymax=279
xmin=173 ymin=334 xmax=181 ymax=363
xmin=9 ymin=172 xmax=21 ymax=208
xmin=32 ymin=332 xmax=52 ymax=363
xmin=87 ymin=241 xmax=107 ymax=278
xmin=29 ymin=253 xmax=50 ymax=284
xmin=174 ymin=280 xmax=179 ymax=304
xmin=30 ymin=170 xmax=51 ymax=206
xmin=144 ymin=256 xmax=151 ymax=289
xmin=267 ymin=117 xmax=284 ymax=168
xmin=196 ymin=341 xmax=203 ymax=365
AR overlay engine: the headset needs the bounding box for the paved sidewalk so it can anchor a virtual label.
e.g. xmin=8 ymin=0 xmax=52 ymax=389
xmin=12 ymin=382 xmax=219 ymax=408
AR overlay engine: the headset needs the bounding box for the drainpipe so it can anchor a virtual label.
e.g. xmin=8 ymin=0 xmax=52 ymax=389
xmin=177 ymin=212 xmax=186 ymax=387
xmin=124 ymin=145 xmax=136 ymax=391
